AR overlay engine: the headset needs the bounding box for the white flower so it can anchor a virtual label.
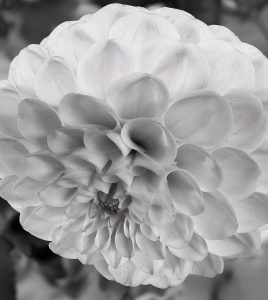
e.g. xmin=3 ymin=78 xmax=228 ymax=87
xmin=1 ymin=4 xmax=268 ymax=288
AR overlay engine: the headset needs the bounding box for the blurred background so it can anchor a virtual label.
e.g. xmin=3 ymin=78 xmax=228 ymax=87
xmin=1 ymin=0 xmax=268 ymax=299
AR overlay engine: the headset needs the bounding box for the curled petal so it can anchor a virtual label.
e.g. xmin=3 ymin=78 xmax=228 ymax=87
xmin=192 ymin=191 xmax=238 ymax=240
xmin=164 ymin=90 xmax=232 ymax=149
xmin=199 ymin=40 xmax=255 ymax=94
xmin=160 ymin=214 xmax=194 ymax=248
xmin=95 ymin=226 xmax=110 ymax=249
xmin=34 ymin=57 xmax=77 ymax=106
xmin=18 ymin=98 xmax=62 ymax=145
xmin=47 ymin=128 xmax=84 ymax=154
xmin=167 ymin=169 xmax=204 ymax=216
xmin=233 ymin=193 xmax=268 ymax=233
xmin=77 ymin=39 xmax=135 ymax=99
xmin=212 ymin=147 xmax=260 ymax=201
xmin=114 ymin=222 xmax=134 ymax=258
xmin=192 ymin=254 xmax=224 ymax=278
xmin=176 ymin=144 xmax=222 ymax=192
xmin=121 ymin=118 xmax=177 ymax=165
xmin=0 ymin=86 xmax=21 ymax=137
xmin=224 ymin=91 xmax=267 ymax=152
xmin=9 ymin=44 xmax=48 ymax=98
xmin=169 ymin=233 xmax=208 ymax=261
xmin=139 ymin=38 xmax=210 ymax=98
xmin=38 ymin=184 xmax=77 ymax=207
xmin=0 ymin=139 xmax=29 ymax=176
xmin=109 ymin=11 xmax=179 ymax=49
xmin=20 ymin=205 xmax=66 ymax=240
xmin=106 ymin=73 xmax=169 ymax=119
xmin=26 ymin=154 xmax=65 ymax=182
xmin=59 ymin=93 xmax=118 ymax=129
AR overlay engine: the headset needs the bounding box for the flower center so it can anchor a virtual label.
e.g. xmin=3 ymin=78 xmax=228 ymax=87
xmin=97 ymin=183 xmax=120 ymax=215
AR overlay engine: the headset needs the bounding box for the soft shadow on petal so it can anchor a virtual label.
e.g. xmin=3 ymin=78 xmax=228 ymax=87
xmin=34 ymin=57 xmax=77 ymax=106
xmin=255 ymin=60 xmax=268 ymax=91
xmin=164 ymin=90 xmax=232 ymax=149
xmin=26 ymin=154 xmax=65 ymax=182
xmin=224 ymin=91 xmax=267 ymax=152
xmin=192 ymin=254 xmax=224 ymax=278
xmin=59 ymin=93 xmax=118 ymax=129
xmin=233 ymin=193 xmax=268 ymax=233
xmin=169 ymin=233 xmax=208 ymax=261
xmin=206 ymin=231 xmax=261 ymax=258
xmin=77 ymin=39 xmax=135 ymax=99
xmin=20 ymin=205 xmax=66 ymax=240
xmin=0 ymin=85 xmax=21 ymax=137
xmin=109 ymin=11 xmax=179 ymax=49
xmin=9 ymin=44 xmax=48 ymax=98
xmin=199 ymin=40 xmax=255 ymax=94
xmin=212 ymin=147 xmax=260 ymax=201
xmin=0 ymin=139 xmax=29 ymax=176
xmin=176 ymin=144 xmax=223 ymax=192
xmin=18 ymin=98 xmax=62 ymax=145
xmin=139 ymin=38 xmax=210 ymax=99
xmin=167 ymin=169 xmax=204 ymax=216
xmin=106 ymin=73 xmax=169 ymax=119
xmin=192 ymin=191 xmax=238 ymax=240
xmin=121 ymin=118 xmax=177 ymax=165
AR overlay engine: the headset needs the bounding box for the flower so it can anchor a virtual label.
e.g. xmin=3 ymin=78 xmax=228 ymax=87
xmin=1 ymin=3 xmax=268 ymax=288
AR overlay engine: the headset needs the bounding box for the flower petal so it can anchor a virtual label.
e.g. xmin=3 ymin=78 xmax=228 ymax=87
xmin=58 ymin=93 xmax=118 ymax=129
xmin=167 ymin=169 xmax=204 ymax=216
xmin=169 ymin=233 xmax=208 ymax=261
xmin=9 ymin=44 xmax=48 ymax=98
xmin=114 ymin=222 xmax=134 ymax=258
xmin=233 ymin=193 xmax=268 ymax=233
xmin=209 ymin=25 xmax=240 ymax=42
xmin=77 ymin=39 xmax=135 ymax=99
xmin=0 ymin=139 xmax=29 ymax=176
xmin=26 ymin=154 xmax=65 ymax=182
xmin=106 ymin=73 xmax=169 ymax=119
xmin=192 ymin=254 xmax=224 ymax=278
xmin=109 ymin=11 xmax=179 ymax=49
xmin=192 ymin=191 xmax=238 ymax=240
xmin=224 ymin=91 xmax=267 ymax=152
xmin=20 ymin=205 xmax=66 ymax=240
xmin=164 ymin=90 xmax=232 ymax=149
xmin=34 ymin=57 xmax=77 ymax=106
xmin=18 ymin=98 xmax=62 ymax=145
xmin=212 ymin=148 xmax=260 ymax=201
xmin=176 ymin=144 xmax=222 ymax=192
xmin=139 ymin=38 xmax=210 ymax=99
xmin=199 ymin=40 xmax=255 ymax=94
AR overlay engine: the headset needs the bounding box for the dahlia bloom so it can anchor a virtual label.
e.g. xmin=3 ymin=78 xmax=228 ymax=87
xmin=1 ymin=3 xmax=268 ymax=288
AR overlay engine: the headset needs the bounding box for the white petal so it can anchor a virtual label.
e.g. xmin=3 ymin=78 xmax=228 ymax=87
xmin=109 ymin=11 xmax=179 ymax=49
xmin=26 ymin=154 xmax=65 ymax=182
xmin=169 ymin=233 xmax=208 ymax=261
xmin=47 ymin=128 xmax=84 ymax=154
xmin=77 ymin=39 xmax=135 ymax=99
xmin=212 ymin=147 xmax=260 ymax=201
xmin=209 ymin=25 xmax=240 ymax=42
xmin=59 ymin=93 xmax=118 ymax=129
xmin=199 ymin=40 xmax=255 ymax=94
xmin=233 ymin=193 xmax=268 ymax=232
xmin=34 ymin=57 xmax=77 ymax=106
xmin=0 ymin=86 xmax=21 ymax=137
xmin=176 ymin=144 xmax=222 ymax=192
xmin=0 ymin=139 xmax=29 ymax=176
xmin=18 ymin=98 xmax=62 ymax=145
xmin=192 ymin=191 xmax=238 ymax=240
xmin=139 ymin=38 xmax=210 ymax=99
xmin=114 ymin=222 xmax=134 ymax=258
xmin=95 ymin=226 xmax=110 ymax=249
xmin=106 ymin=73 xmax=169 ymax=119
xmin=167 ymin=169 xmax=204 ymax=216
xmin=8 ymin=44 xmax=48 ymax=98
xmin=20 ymin=205 xmax=66 ymax=240
xmin=164 ymin=90 xmax=232 ymax=149
xmin=153 ymin=7 xmax=193 ymax=19
xmin=160 ymin=214 xmax=194 ymax=248
xmin=192 ymin=254 xmax=224 ymax=278
xmin=224 ymin=91 xmax=267 ymax=152
xmin=206 ymin=231 xmax=261 ymax=258
xmin=255 ymin=60 xmax=268 ymax=91
xmin=38 ymin=183 xmax=77 ymax=207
